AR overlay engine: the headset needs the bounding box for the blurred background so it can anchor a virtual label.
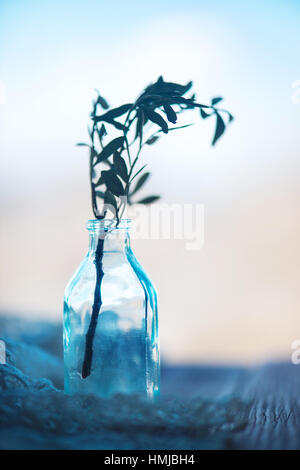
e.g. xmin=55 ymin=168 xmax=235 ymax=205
xmin=1 ymin=0 xmax=300 ymax=365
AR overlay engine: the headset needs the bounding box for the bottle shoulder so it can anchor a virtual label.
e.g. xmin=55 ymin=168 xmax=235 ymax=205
xmin=125 ymin=246 xmax=158 ymax=300
xmin=64 ymin=253 xmax=91 ymax=300
xmin=64 ymin=248 xmax=157 ymax=301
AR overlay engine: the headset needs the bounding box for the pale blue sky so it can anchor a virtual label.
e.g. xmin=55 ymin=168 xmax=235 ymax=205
xmin=1 ymin=0 xmax=300 ymax=199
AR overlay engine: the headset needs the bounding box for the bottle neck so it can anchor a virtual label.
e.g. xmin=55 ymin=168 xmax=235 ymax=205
xmin=87 ymin=219 xmax=131 ymax=254
xmin=88 ymin=230 xmax=130 ymax=253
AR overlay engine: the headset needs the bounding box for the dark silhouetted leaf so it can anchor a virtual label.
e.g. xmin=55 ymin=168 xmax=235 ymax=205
xmin=168 ymin=124 xmax=193 ymax=131
xmin=131 ymin=172 xmax=150 ymax=195
xmin=95 ymin=174 xmax=105 ymax=187
xmin=212 ymin=113 xmax=225 ymax=146
xmin=96 ymin=124 xmax=107 ymax=147
xmin=155 ymin=124 xmax=193 ymax=134
xmin=136 ymin=195 xmax=160 ymax=204
xmin=98 ymin=124 xmax=107 ymax=138
xmin=88 ymin=126 xmax=94 ymax=141
xmin=167 ymin=96 xmax=209 ymax=109
xmin=113 ymin=152 xmax=128 ymax=182
xmin=149 ymin=77 xmax=193 ymax=96
xmin=76 ymin=142 xmax=90 ymax=147
xmin=146 ymin=109 xmax=168 ymax=134
xmin=97 ymin=95 xmax=109 ymax=110
xmin=109 ymin=120 xmax=127 ymax=131
xmin=200 ymin=108 xmax=211 ymax=119
xmin=102 ymin=169 xmax=124 ymax=196
xmin=95 ymin=190 xmax=105 ymax=199
xmin=163 ymin=104 xmax=177 ymax=124
xmin=146 ymin=135 xmax=160 ymax=145
xmin=135 ymin=109 xmax=145 ymax=142
xmin=96 ymin=137 xmax=124 ymax=164
xmin=211 ymin=97 xmax=223 ymax=105
xmin=93 ymin=104 xmax=132 ymax=122
xmin=228 ymin=112 xmax=234 ymax=122
xmin=104 ymin=190 xmax=118 ymax=215
xmin=89 ymin=147 xmax=97 ymax=166
xmin=130 ymin=165 xmax=147 ymax=184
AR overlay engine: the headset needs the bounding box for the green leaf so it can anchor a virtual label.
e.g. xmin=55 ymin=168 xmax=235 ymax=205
xmin=211 ymin=97 xmax=223 ymax=105
xmin=163 ymin=104 xmax=177 ymax=124
xmin=102 ymin=169 xmax=124 ymax=196
xmin=212 ymin=113 xmax=225 ymax=146
xmin=146 ymin=109 xmax=168 ymax=134
xmin=131 ymin=172 xmax=150 ymax=194
xmin=93 ymin=103 xmax=132 ymax=122
xmin=96 ymin=137 xmax=124 ymax=164
xmin=136 ymin=195 xmax=160 ymax=204
xmin=113 ymin=152 xmax=128 ymax=182
xmin=146 ymin=135 xmax=160 ymax=145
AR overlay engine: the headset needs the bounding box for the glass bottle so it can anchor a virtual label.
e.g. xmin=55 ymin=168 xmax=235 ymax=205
xmin=63 ymin=219 xmax=159 ymax=399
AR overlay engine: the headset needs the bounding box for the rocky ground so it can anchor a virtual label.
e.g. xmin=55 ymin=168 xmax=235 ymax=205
xmin=0 ymin=316 xmax=298 ymax=450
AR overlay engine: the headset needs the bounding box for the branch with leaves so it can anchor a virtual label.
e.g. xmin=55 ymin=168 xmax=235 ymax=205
xmin=77 ymin=76 xmax=234 ymax=221
xmin=78 ymin=77 xmax=233 ymax=379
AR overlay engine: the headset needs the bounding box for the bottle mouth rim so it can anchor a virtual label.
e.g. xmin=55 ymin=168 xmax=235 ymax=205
xmin=86 ymin=218 xmax=131 ymax=231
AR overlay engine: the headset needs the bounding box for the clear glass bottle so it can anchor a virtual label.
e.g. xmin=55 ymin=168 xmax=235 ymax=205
xmin=63 ymin=219 xmax=159 ymax=399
